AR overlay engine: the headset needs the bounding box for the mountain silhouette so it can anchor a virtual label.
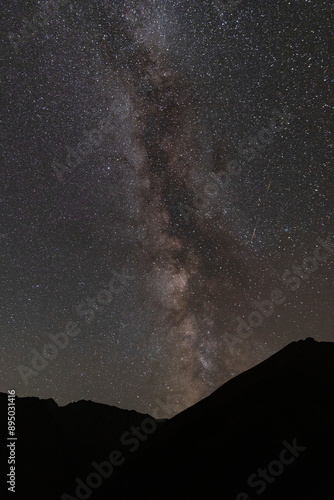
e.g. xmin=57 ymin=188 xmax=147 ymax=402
xmin=1 ymin=337 xmax=334 ymax=499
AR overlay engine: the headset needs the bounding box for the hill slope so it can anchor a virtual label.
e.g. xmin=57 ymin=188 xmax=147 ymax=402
xmin=1 ymin=337 xmax=334 ymax=499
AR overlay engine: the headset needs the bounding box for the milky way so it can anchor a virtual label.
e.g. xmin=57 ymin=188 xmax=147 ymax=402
xmin=1 ymin=0 xmax=333 ymax=416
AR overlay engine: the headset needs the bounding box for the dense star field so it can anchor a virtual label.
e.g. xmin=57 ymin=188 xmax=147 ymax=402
xmin=1 ymin=0 xmax=333 ymax=417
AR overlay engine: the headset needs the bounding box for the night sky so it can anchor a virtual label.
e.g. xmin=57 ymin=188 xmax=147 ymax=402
xmin=1 ymin=0 xmax=333 ymax=417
